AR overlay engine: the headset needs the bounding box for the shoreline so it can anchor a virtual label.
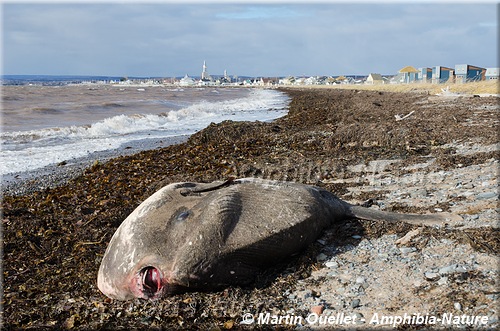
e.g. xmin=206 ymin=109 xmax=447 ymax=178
xmin=1 ymin=86 xmax=289 ymax=186
xmin=2 ymin=135 xmax=189 ymax=196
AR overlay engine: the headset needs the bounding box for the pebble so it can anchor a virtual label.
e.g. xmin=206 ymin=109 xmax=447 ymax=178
xmin=325 ymin=261 xmax=339 ymax=268
xmin=354 ymin=313 xmax=365 ymax=324
xmin=310 ymin=305 xmax=324 ymax=315
xmin=411 ymin=188 xmax=428 ymax=198
xmin=316 ymin=253 xmax=328 ymax=262
xmin=424 ymin=272 xmax=440 ymax=281
xmin=454 ymin=302 xmax=462 ymax=311
xmin=355 ymin=277 xmax=365 ymax=284
xmin=437 ymin=277 xmax=448 ymax=285
xmin=350 ymin=299 xmax=361 ymax=308
xmin=399 ymin=247 xmax=416 ymax=254
xmin=476 ymin=192 xmax=497 ymax=200
xmin=311 ymin=290 xmax=321 ymax=298
xmin=322 ymin=309 xmax=335 ymax=316
xmin=462 ymin=191 xmax=476 ymax=198
xmin=439 ymin=264 xmax=467 ymax=275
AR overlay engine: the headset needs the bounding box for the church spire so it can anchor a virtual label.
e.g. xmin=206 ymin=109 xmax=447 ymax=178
xmin=202 ymin=60 xmax=208 ymax=81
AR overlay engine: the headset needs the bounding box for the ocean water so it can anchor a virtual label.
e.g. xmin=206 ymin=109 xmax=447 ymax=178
xmin=1 ymin=85 xmax=289 ymax=176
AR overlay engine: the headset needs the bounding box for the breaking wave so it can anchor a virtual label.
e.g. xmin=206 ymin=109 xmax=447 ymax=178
xmin=0 ymin=89 xmax=289 ymax=175
xmin=2 ymin=89 xmax=286 ymax=144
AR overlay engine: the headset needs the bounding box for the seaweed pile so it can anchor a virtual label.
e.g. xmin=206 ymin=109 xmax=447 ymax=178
xmin=2 ymin=88 xmax=498 ymax=330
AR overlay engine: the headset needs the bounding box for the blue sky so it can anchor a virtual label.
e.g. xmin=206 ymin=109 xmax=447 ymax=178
xmin=2 ymin=1 xmax=498 ymax=77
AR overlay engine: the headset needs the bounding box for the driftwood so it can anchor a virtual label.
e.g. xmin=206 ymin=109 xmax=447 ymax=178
xmin=395 ymin=110 xmax=415 ymax=121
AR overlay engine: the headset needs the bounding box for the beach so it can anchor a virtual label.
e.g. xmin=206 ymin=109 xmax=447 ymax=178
xmin=2 ymin=87 xmax=498 ymax=330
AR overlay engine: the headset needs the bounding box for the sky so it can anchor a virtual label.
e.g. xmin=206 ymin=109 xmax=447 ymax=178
xmin=1 ymin=0 xmax=498 ymax=77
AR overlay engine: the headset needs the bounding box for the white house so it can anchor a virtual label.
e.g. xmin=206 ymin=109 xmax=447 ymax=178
xmin=305 ymin=76 xmax=318 ymax=85
xmin=179 ymin=74 xmax=195 ymax=86
xmin=366 ymin=73 xmax=384 ymax=85
xmin=485 ymin=68 xmax=499 ymax=80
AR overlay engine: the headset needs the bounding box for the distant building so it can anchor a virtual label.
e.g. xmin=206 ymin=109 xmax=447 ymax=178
xmin=305 ymin=76 xmax=318 ymax=85
xmin=201 ymin=60 xmax=212 ymax=82
xmin=366 ymin=73 xmax=384 ymax=85
xmin=485 ymin=68 xmax=499 ymax=80
xmin=432 ymin=66 xmax=454 ymax=84
xmin=389 ymin=73 xmax=404 ymax=84
xmin=179 ymin=74 xmax=195 ymax=86
xmin=418 ymin=67 xmax=432 ymax=83
xmin=262 ymin=77 xmax=278 ymax=86
xmin=279 ymin=76 xmax=295 ymax=85
xmin=455 ymin=64 xmax=485 ymax=83
xmin=222 ymin=70 xmax=231 ymax=83
xmin=399 ymin=66 xmax=419 ymax=83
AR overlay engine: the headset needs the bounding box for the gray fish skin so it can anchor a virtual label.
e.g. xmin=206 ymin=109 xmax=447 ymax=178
xmin=97 ymin=178 xmax=460 ymax=300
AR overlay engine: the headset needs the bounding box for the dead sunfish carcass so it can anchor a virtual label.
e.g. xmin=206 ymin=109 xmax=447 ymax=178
xmin=97 ymin=177 xmax=460 ymax=300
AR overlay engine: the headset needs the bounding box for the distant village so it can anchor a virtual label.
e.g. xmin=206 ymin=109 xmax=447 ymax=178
xmin=115 ymin=61 xmax=499 ymax=88
xmin=3 ymin=61 xmax=498 ymax=87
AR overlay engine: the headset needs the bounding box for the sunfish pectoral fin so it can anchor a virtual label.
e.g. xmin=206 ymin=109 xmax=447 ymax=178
xmin=349 ymin=205 xmax=463 ymax=227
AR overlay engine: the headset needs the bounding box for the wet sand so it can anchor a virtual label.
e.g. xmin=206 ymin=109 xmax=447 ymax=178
xmin=3 ymin=88 xmax=498 ymax=330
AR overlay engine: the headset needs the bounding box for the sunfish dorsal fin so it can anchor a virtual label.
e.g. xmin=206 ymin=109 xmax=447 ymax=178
xmin=180 ymin=177 xmax=236 ymax=196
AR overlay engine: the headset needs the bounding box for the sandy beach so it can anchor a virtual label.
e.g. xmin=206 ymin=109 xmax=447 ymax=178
xmin=2 ymin=87 xmax=498 ymax=330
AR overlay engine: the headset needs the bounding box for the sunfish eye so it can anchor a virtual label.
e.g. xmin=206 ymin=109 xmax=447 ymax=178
xmin=141 ymin=266 xmax=162 ymax=297
xmin=176 ymin=210 xmax=190 ymax=222
xmin=169 ymin=208 xmax=192 ymax=224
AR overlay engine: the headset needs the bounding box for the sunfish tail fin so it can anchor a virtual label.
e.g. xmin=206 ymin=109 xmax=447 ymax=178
xmin=349 ymin=205 xmax=462 ymax=227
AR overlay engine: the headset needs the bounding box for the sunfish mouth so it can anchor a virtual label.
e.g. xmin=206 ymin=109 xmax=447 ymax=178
xmin=140 ymin=266 xmax=162 ymax=298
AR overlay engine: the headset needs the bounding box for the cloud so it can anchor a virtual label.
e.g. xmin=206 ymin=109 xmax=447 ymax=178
xmin=2 ymin=3 xmax=498 ymax=77
xmin=478 ymin=21 xmax=498 ymax=28
xmin=216 ymin=5 xmax=309 ymax=20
